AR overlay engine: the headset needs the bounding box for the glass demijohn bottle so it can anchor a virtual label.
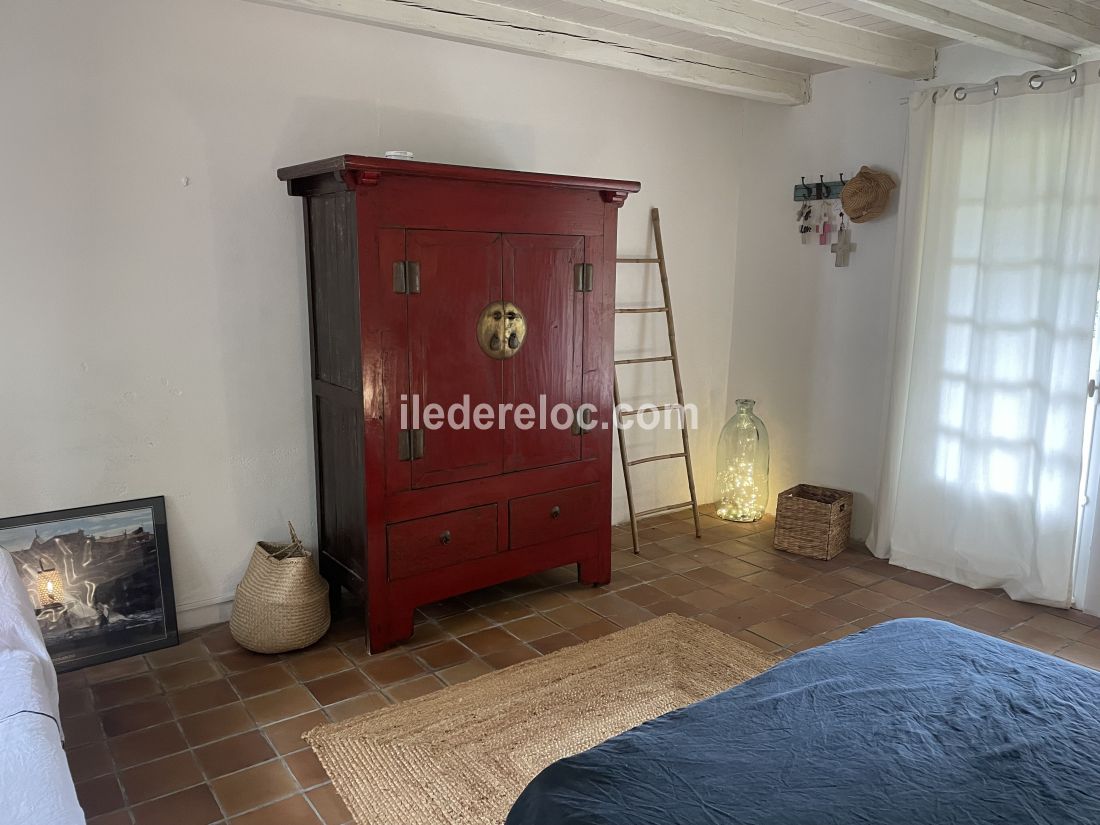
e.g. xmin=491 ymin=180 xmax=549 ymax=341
xmin=716 ymin=399 xmax=769 ymax=522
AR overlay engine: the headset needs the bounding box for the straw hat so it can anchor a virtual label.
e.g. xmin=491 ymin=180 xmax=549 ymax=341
xmin=841 ymin=166 xmax=897 ymax=223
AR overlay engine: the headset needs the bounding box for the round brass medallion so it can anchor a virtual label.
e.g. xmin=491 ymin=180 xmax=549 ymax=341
xmin=476 ymin=301 xmax=527 ymax=360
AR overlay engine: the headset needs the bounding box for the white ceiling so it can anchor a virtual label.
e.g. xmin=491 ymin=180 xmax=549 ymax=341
xmin=498 ymin=0 xmax=956 ymax=73
xmin=251 ymin=0 xmax=1100 ymax=104
xmin=501 ymin=0 xmax=845 ymax=71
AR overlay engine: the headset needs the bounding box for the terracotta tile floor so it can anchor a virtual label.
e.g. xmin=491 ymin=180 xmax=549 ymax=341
xmin=62 ymin=506 xmax=1100 ymax=824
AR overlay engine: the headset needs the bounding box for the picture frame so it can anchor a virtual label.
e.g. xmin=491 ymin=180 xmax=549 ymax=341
xmin=0 ymin=496 xmax=178 ymax=672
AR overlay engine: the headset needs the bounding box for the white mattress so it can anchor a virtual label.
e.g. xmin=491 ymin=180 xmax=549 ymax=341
xmin=0 ymin=712 xmax=84 ymax=824
xmin=0 ymin=551 xmax=85 ymax=824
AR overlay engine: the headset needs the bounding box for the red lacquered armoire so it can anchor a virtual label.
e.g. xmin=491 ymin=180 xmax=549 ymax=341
xmin=278 ymin=156 xmax=640 ymax=652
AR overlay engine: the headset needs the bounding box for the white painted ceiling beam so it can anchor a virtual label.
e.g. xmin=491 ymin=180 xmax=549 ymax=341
xmin=563 ymin=0 xmax=937 ymax=78
xmin=925 ymin=0 xmax=1100 ymax=51
xmin=246 ymin=0 xmax=811 ymax=104
xmin=837 ymin=0 xmax=1078 ymax=67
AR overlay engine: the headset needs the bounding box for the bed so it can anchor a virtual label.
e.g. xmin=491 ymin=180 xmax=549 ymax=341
xmin=506 ymin=618 xmax=1100 ymax=825
xmin=0 ymin=550 xmax=84 ymax=824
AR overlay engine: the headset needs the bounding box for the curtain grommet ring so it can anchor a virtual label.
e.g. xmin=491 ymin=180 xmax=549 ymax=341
xmin=954 ymin=87 xmax=967 ymax=101
xmin=1070 ymin=69 xmax=1078 ymax=85
xmin=992 ymin=81 xmax=999 ymax=96
xmin=1028 ymin=74 xmax=1044 ymax=90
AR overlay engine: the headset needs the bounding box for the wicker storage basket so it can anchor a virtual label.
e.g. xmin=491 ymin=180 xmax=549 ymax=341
xmin=773 ymin=485 xmax=853 ymax=561
xmin=230 ymin=524 xmax=330 ymax=654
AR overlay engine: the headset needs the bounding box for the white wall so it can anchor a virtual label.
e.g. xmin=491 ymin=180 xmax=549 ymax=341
xmin=0 ymin=0 xmax=744 ymax=627
xmin=729 ymin=68 xmax=912 ymax=540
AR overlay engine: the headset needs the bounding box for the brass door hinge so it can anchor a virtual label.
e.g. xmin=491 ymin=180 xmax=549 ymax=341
xmin=393 ymin=261 xmax=421 ymax=294
xmin=397 ymin=429 xmax=424 ymax=461
xmin=573 ymin=263 xmax=594 ymax=293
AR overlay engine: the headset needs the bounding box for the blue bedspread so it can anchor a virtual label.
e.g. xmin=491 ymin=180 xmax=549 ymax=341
xmin=506 ymin=618 xmax=1100 ymax=825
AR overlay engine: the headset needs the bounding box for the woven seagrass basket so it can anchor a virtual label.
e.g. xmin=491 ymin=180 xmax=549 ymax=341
xmin=230 ymin=523 xmax=330 ymax=654
xmin=773 ymin=485 xmax=853 ymax=561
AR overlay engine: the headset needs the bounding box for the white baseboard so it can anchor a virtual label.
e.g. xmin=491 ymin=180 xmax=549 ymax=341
xmin=177 ymin=593 xmax=234 ymax=632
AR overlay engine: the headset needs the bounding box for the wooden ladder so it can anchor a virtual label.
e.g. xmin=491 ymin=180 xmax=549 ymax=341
xmin=614 ymin=207 xmax=702 ymax=554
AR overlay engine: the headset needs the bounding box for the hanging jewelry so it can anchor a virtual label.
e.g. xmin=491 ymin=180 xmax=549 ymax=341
xmin=820 ymin=199 xmax=833 ymax=246
xmin=797 ymin=201 xmax=814 ymax=244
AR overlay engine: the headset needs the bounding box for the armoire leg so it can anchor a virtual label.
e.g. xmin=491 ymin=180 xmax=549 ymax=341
xmin=578 ymin=556 xmax=611 ymax=587
xmin=319 ymin=556 xmax=343 ymax=619
xmin=327 ymin=582 xmax=343 ymax=619
xmin=368 ymin=607 xmax=416 ymax=654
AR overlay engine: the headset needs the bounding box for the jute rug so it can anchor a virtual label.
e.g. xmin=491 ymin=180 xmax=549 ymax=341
xmin=305 ymin=614 xmax=778 ymax=825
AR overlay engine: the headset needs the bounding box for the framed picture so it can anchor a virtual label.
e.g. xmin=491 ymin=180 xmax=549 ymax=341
xmin=0 ymin=496 xmax=178 ymax=672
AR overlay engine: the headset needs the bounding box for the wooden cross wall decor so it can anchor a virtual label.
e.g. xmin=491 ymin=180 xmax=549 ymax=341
xmin=831 ymin=227 xmax=856 ymax=267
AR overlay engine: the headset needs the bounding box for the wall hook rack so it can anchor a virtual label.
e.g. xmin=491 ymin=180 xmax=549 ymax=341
xmin=793 ymin=173 xmax=850 ymax=202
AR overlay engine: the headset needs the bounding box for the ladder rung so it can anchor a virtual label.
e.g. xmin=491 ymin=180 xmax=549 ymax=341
xmin=617 ymin=257 xmax=660 ymax=264
xmin=628 ymin=452 xmax=686 ymax=467
xmin=618 ymin=403 xmax=681 ymax=417
xmin=615 ymin=307 xmax=668 ymax=314
xmin=615 ymin=356 xmax=673 ymax=366
xmin=636 ymin=501 xmax=694 ymax=519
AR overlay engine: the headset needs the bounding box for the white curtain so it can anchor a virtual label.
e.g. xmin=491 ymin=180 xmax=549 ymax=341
xmin=871 ymin=64 xmax=1100 ymax=606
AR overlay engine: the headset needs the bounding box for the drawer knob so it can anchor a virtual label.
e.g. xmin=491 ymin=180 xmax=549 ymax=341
xmin=550 ymin=506 xmax=561 ymax=519
xmin=439 ymin=530 xmax=452 ymax=545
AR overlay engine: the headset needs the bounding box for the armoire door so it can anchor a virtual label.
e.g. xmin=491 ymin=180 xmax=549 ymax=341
xmin=407 ymin=230 xmax=504 ymax=488
xmin=503 ymin=234 xmax=585 ymax=472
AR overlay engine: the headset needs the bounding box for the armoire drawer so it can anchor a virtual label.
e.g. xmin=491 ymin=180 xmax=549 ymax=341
xmin=509 ymin=484 xmax=601 ymax=550
xmin=387 ymin=505 xmax=498 ymax=580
